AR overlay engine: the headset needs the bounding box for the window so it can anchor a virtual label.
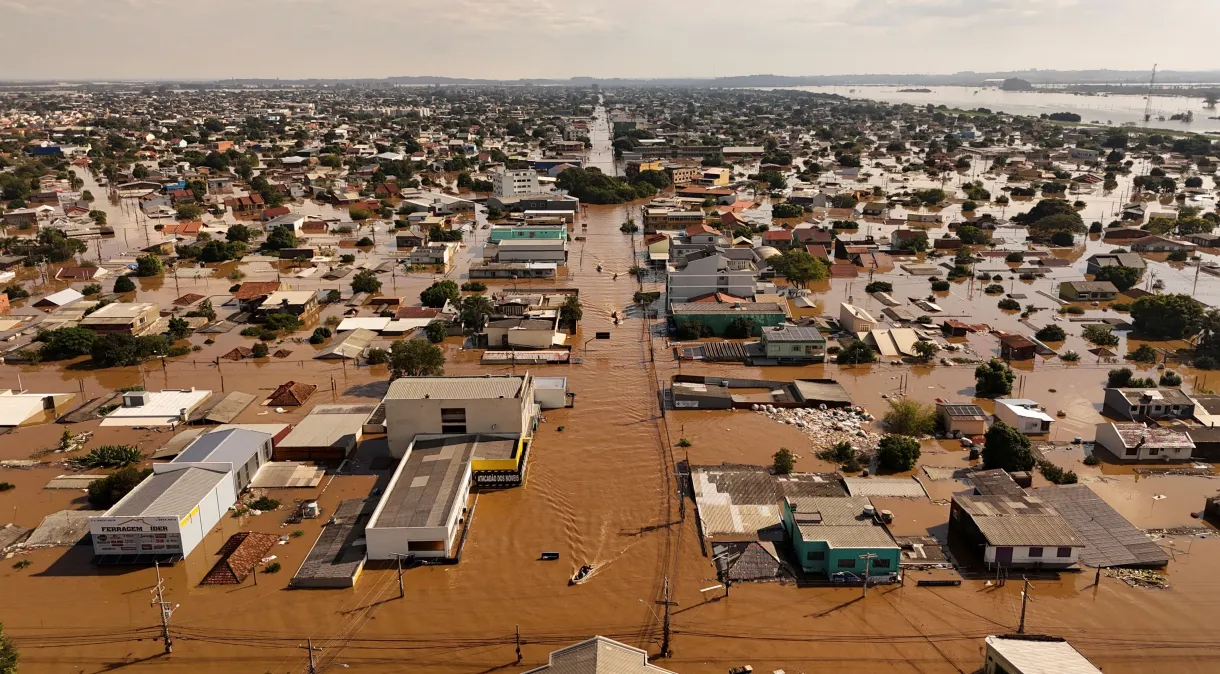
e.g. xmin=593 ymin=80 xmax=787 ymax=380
xmin=837 ymin=558 xmax=856 ymax=569
xmin=441 ymin=408 xmax=467 ymax=434
xmin=1125 ymin=447 xmax=1138 ymax=457
xmin=871 ymin=558 xmax=891 ymax=569
xmin=1149 ymin=448 xmax=1160 ymax=456
xmin=1028 ymin=547 xmax=1043 ymax=558
xmin=1057 ymin=547 xmax=1072 ymax=558
xmin=805 ymin=550 xmax=824 ymax=562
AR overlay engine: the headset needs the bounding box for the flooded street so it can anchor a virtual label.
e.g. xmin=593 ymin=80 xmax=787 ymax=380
xmin=3 ymin=103 xmax=1220 ymax=674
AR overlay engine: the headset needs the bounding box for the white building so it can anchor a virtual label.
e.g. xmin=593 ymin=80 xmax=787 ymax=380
xmin=994 ymin=399 xmax=1055 ymax=435
xmin=364 ymin=435 xmax=476 ymax=560
xmin=492 ymin=166 xmax=540 ymax=198
xmin=524 ymin=636 xmax=676 ymax=674
xmin=383 ymin=374 xmax=538 ymax=457
xmin=101 ymin=389 xmax=212 ymax=427
xmin=666 ymin=254 xmax=757 ymax=302
xmin=839 ymin=303 xmax=877 ymax=333
xmin=1094 ymin=422 xmax=1195 ymax=461
xmin=0 ymin=391 xmax=76 ymax=427
xmin=984 ymin=635 xmax=1101 ymax=674
xmin=89 ymin=428 xmax=272 ymax=561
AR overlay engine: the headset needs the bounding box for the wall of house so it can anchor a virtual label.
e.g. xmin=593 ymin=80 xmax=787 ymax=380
xmin=385 ymin=397 xmax=530 ymax=458
xmin=366 ymin=466 xmax=471 ymax=560
xmin=763 ymin=340 xmax=826 ymax=361
xmin=995 ymin=406 xmax=1048 ymax=434
xmin=668 ymin=256 xmax=756 ymax=301
xmin=983 ymin=544 xmax=1079 ymax=567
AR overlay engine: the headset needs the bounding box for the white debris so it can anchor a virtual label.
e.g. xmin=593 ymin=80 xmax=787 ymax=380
xmin=754 ymin=404 xmax=882 ymax=454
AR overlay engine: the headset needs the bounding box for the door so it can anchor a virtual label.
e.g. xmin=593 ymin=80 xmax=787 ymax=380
xmin=995 ymin=546 xmax=1013 ymax=565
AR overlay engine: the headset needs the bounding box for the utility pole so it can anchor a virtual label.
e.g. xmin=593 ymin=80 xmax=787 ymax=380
xmin=1017 ymin=576 xmax=1032 ymax=634
xmin=515 ymin=624 xmax=522 ymax=663
xmin=390 ymin=552 xmax=413 ymax=599
xmin=658 ymin=575 xmax=676 ymax=658
xmin=301 ymin=638 xmax=321 ymax=674
xmin=860 ymin=553 xmax=877 ymax=598
xmin=150 ymin=561 xmax=178 ymax=654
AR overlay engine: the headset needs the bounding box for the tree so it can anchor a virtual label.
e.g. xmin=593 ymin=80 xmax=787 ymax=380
xmin=877 ymin=435 xmax=921 ymax=472
xmin=838 ymin=339 xmax=876 ymax=364
xmin=263 ymin=226 xmax=297 ymax=251
xmin=1093 ymin=265 xmax=1142 ymax=292
xmin=82 ymin=283 xmax=101 ymax=297
xmin=264 ymin=313 xmax=301 ymax=332
xmin=134 ymin=254 xmax=163 ymax=277
xmin=425 ymin=321 xmax=448 ymax=343
xmin=420 ymin=280 xmax=460 ymax=308
xmin=772 ymin=203 xmax=804 ymax=219
xmin=167 ymin=317 xmax=191 ymax=341
xmin=913 ymin=340 xmax=938 ymax=363
xmin=1035 ymin=324 xmax=1066 ymax=342
xmin=766 ymin=249 xmax=829 ymax=288
xmin=957 ymin=225 xmax=990 ymax=245
xmin=725 ymin=317 xmax=756 ymax=338
xmin=772 ymin=447 xmax=795 ymax=475
xmin=175 ymin=203 xmax=204 ymax=220
xmin=560 ymin=295 xmax=583 ymax=329
xmin=1128 ymin=343 xmax=1158 ymax=364
xmin=87 ymin=466 xmax=153 ymax=509
xmin=251 ymin=342 xmax=269 ymax=358
xmin=974 ymin=359 xmax=1014 ymax=397
xmin=113 ymin=275 xmax=136 ymax=293
xmin=351 ymin=269 xmax=382 ymax=294
xmin=309 ymin=327 xmax=332 ymax=344
xmin=460 ymin=294 xmax=494 ymax=330
xmin=226 ymin=224 xmax=254 ymax=243
xmin=0 ymin=621 xmax=16 ymax=674
xmin=388 ymin=339 xmax=445 ymax=379
xmin=1130 ymin=294 xmax=1203 ymax=339
xmin=883 ymin=397 xmax=936 ymax=436
xmin=1050 ymin=230 xmax=1075 ymax=246
xmin=865 ymin=281 xmax=892 ymax=294
xmin=198 ymin=240 xmax=244 ymax=263
xmin=982 ymin=421 xmax=1035 ymax=472
xmin=1082 ymin=324 xmax=1119 ymax=347
xmin=39 ymin=327 xmax=96 ymax=360
xmin=89 ymin=209 xmax=107 ymax=225
xmin=895 ymin=230 xmax=930 ymax=252
xmin=91 ymin=333 xmax=144 ymax=367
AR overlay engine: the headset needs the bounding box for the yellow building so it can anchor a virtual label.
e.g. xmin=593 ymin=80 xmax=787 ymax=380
xmin=696 ymin=167 xmax=731 ymax=186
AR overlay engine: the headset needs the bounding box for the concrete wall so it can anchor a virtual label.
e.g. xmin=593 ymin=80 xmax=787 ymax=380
xmin=995 ymin=405 xmax=1050 ymax=434
xmin=385 ymin=396 xmax=531 ymax=458
xmin=366 ymin=465 xmax=471 ymax=560
xmin=983 ymin=543 xmax=1079 ymax=568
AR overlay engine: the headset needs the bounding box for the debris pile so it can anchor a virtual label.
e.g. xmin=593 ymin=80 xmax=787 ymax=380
xmin=1106 ymin=568 xmax=1169 ymax=590
xmin=752 ymin=404 xmax=882 ymax=453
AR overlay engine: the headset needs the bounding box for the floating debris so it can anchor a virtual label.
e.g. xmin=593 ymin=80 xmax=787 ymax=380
xmin=1106 ymin=568 xmax=1169 ymax=589
xmin=752 ymin=404 xmax=881 ymax=454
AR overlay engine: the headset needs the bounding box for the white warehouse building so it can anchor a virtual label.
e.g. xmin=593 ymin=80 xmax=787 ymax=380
xmin=383 ymin=374 xmax=538 ymax=458
xmin=88 ymin=428 xmax=272 ymax=563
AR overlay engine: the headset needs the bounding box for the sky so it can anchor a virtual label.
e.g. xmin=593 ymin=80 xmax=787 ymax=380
xmin=3 ymin=0 xmax=1220 ymax=81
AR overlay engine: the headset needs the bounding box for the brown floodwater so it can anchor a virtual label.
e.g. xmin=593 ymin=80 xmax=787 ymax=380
xmin=4 ymin=108 xmax=1220 ymax=673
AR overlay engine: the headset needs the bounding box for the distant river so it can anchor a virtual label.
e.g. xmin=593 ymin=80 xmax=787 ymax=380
xmin=771 ymin=85 xmax=1220 ymax=133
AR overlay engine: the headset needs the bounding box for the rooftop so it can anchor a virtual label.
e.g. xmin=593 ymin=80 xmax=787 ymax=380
xmin=106 ymin=466 xmax=227 ymax=518
xmin=385 ymin=375 xmax=526 ymax=401
xmin=1108 ymin=387 xmax=1194 ymax=407
xmin=1109 ymin=422 xmax=1194 ymax=449
xmin=670 ymin=302 xmax=785 ymax=315
xmin=373 ymin=435 xmax=476 ymax=529
xmin=939 ymin=403 xmax=987 ymax=420
xmin=175 ymin=428 xmax=270 ymax=465
xmin=985 ymin=636 xmax=1102 ymax=674
xmin=953 ymin=494 xmax=1081 ymax=548
xmin=761 ymin=325 xmax=825 ymax=343
xmin=523 ymin=636 xmax=675 ymax=674
xmin=786 ymin=496 xmax=899 ymax=549
xmin=691 ymin=465 xmax=844 ymax=539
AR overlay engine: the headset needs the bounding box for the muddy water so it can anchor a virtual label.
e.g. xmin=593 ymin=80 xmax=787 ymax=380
xmin=4 ymin=107 xmax=1220 ymax=673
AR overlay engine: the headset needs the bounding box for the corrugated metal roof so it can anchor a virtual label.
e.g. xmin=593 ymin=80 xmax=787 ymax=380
xmin=523 ymin=636 xmax=675 ymax=674
xmin=955 ymin=495 xmax=1080 ymax=547
xmin=385 ymin=375 xmax=525 ymax=400
xmin=107 ymin=467 xmax=227 ymax=518
xmin=372 ymin=436 xmax=475 ymax=529
xmin=278 ymin=413 xmax=365 ymax=449
xmin=1029 ymin=484 xmax=1169 ymax=568
xmin=314 ymin=328 xmax=375 ymax=359
xmin=176 ymin=428 xmax=269 ymax=465
xmin=691 ymin=466 xmax=844 ymax=539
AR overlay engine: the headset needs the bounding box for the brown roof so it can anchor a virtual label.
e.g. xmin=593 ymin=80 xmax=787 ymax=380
xmin=233 ymin=281 xmax=282 ymax=300
xmin=395 ymin=306 xmax=441 ymax=319
xmin=805 ymin=244 xmax=830 ymax=260
xmin=172 ymin=293 xmax=205 ymax=307
xmin=829 ymin=263 xmax=859 ymax=278
xmin=201 ymin=532 xmax=279 ymax=585
xmin=1000 ymin=334 xmax=1035 ymax=349
xmin=221 ymin=346 xmax=253 ymax=361
xmin=267 ymin=381 xmax=317 ymax=407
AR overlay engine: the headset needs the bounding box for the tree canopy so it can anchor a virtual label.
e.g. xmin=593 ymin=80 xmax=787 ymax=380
xmin=982 ymin=421 xmax=1035 ymax=472
xmin=974 ymin=359 xmax=1015 ymax=397
xmin=420 ymin=280 xmax=460 ymax=308
xmin=388 ymin=339 xmax=446 ymax=379
xmin=766 ymin=249 xmax=829 ymax=288
xmin=877 ymin=435 xmax=921 ymax=472
xmin=1130 ymin=293 xmax=1203 ymax=339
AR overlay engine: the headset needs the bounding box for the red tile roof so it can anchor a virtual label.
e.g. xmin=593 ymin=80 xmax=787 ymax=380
xmin=395 ymin=306 xmax=442 ymax=319
xmin=233 ymin=281 xmax=282 ymax=300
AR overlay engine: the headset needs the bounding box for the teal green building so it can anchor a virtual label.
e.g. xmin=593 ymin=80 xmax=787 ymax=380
xmin=670 ymin=302 xmax=787 ymax=337
xmin=489 ymin=224 xmax=567 ymax=244
xmin=780 ymin=496 xmax=901 ymax=580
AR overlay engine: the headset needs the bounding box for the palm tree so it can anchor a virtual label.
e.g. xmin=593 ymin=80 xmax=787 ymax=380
xmin=460 ymin=294 xmax=493 ymax=330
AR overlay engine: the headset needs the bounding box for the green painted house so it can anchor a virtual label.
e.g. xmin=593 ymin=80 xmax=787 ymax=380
xmin=760 ymin=325 xmax=827 ymax=363
xmin=780 ymin=496 xmax=901 ymax=580
xmin=670 ymin=302 xmax=787 ymax=337
xmin=489 ymin=223 xmax=567 ymax=244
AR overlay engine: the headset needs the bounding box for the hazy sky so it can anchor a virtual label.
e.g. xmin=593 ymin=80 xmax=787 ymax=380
xmin=4 ymin=0 xmax=1219 ymax=80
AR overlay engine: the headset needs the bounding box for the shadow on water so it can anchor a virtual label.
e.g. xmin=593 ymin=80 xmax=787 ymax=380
xmin=36 ymin=544 xmax=149 ymax=578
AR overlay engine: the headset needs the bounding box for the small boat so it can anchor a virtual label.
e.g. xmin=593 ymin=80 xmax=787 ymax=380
xmin=540 ymin=552 xmax=560 ymax=561
xmin=569 ymin=564 xmax=594 ymax=585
